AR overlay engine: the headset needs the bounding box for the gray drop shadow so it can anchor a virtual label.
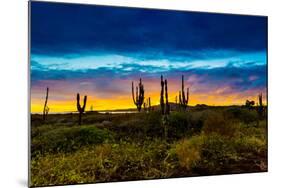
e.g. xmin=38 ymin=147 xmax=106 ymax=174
xmin=17 ymin=179 xmax=28 ymax=187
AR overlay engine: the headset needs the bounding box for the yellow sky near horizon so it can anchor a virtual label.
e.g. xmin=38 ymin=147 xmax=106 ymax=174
xmin=31 ymin=91 xmax=267 ymax=113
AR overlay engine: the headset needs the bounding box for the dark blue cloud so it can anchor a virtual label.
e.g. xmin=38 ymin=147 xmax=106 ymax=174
xmin=31 ymin=1 xmax=267 ymax=57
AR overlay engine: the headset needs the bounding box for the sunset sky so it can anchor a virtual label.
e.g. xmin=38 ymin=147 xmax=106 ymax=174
xmin=30 ymin=2 xmax=267 ymax=113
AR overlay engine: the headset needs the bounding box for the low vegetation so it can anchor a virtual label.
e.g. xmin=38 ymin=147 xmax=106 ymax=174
xmin=31 ymin=106 xmax=267 ymax=187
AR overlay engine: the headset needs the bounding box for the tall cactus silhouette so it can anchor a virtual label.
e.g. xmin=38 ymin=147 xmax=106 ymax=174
xmin=43 ymin=87 xmax=49 ymax=121
xmin=160 ymin=75 xmax=170 ymax=140
xmin=165 ymin=79 xmax=170 ymax=115
xmin=160 ymin=75 xmax=165 ymax=114
xmin=160 ymin=75 xmax=170 ymax=115
xmin=132 ymin=78 xmax=145 ymax=112
xmin=77 ymin=93 xmax=87 ymax=125
xmin=179 ymin=91 xmax=182 ymax=109
xmin=257 ymin=93 xmax=264 ymax=118
xmin=179 ymin=75 xmax=189 ymax=110
xmin=148 ymin=97 xmax=151 ymax=112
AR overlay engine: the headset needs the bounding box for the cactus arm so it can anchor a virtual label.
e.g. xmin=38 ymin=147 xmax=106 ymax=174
xmin=77 ymin=93 xmax=82 ymax=112
xmin=131 ymin=78 xmax=145 ymax=112
xmin=186 ymin=87 xmax=189 ymax=105
xmin=76 ymin=93 xmax=87 ymax=125
xmin=257 ymin=93 xmax=264 ymax=119
xmin=140 ymin=85 xmax=144 ymax=105
xmin=164 ymin=79 xmax=170 ymax=114
xmin=179 ymin=91 xmax=182 ymax=105
xmin=136 ymin=86 xmax=139 ymax=104
xmin=132 ymin=82 xmax=136 ymax=105
xmin=259 ymin=93 xmax=263 ymax=106
xmin=165 ymin=80 xmax=168 ymax=105
xmin=82 ymin=95 xmax=87 ymax=111
xmin=160 ymin=75 xmax=165 ymax=115
xmin=139 ymin=78 xmax=142 ymax=104
xmin=182 ymin=75 xmax=186 ymax=104
xmin=44 ymin=87 xmax=49 ymax=111
xmin=43 ymin=87 xmax=49 ymax=121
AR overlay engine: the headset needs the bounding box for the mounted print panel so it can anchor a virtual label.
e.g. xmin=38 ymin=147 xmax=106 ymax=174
xmin=29 ymin=1 xmax=268 ymax=187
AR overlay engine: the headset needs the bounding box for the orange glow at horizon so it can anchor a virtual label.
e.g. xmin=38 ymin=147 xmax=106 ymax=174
xmin=31 ymin=91 xmax=267 ymax=113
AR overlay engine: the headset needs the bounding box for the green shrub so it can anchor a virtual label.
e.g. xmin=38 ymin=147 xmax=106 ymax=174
xmin=145 ymin=111 xmax=162 ymax=129
xmin=238 ymin=120 xmax=267 ymax=140
xmin=234 ymin=136 xmax=266 ymax=155
xmin=189 ymin=111 xmax=207 ymax=130
xmin=31 ymin=139 xmax=174 ymax=187
xmin=31 ymin=109 xmax=267 ymax=186
xmin=198 ymin=133 xmax=238 ymax=173
xmin=107 ymin=112 xmax=163 ymax=140
xmin=225 ymin=107 xmax=258 ymax=124
xmin=32 ymin=125 xmax=113 ymax=155
xmin=202 ymin=112 xmax=238 ymax=138
xmin=174 ymin=136 xmax=204 ymax=170
xmin=172 ymin=134 xmax=236 ymax=173
xmin=173 ymin=132 xmax=267 ymax=174
xmin=167 ymin=112 xmax=192 ymax=139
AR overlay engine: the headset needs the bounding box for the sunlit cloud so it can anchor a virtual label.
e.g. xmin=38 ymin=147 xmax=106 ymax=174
xmin=31 ymin=50 xmax=266 ymax=72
